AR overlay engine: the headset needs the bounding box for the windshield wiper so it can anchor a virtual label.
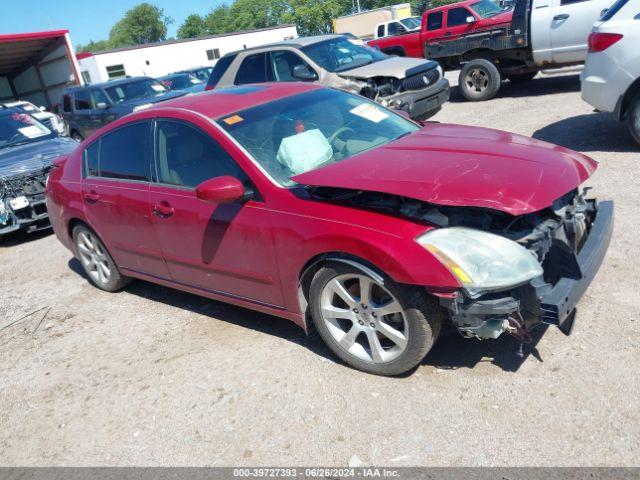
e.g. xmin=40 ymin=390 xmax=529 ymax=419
xmin=336 ymin=59 xmax=374 ymax=72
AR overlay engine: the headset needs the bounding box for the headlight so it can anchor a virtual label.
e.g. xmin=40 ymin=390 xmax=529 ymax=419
xmin=416 ymin=227 xmax=543 ymax=292
xmin=133 ymin=103 xmax=153 ymax=112
xmin=436 ymin=64 xmax=443 ymax=78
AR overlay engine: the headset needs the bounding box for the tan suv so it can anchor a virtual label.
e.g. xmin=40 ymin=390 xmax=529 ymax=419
xmin=205 ymin=34 xmax=450 ymax=121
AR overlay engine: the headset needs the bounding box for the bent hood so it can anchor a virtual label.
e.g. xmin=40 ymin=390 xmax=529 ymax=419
xmin=0 ymin=136 xmax=77 ymax=177
xmin=292 ymin=124 xmax=598 ymax=216
xmin=338 ymin=56 xmax=439 ymax=80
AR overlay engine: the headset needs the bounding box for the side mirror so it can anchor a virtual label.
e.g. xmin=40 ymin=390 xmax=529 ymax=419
xmin=466 ymin=16 xmax=476 ymax=23
xmin=39 ymin=106 xmax=46 ymax=111
xmin=292 ymin=64 xmax=318 ymax=81
xmin=196 ymin=176 xmax=249 ymax=204
xmin=96 ymin=102 xmax=109 ymax=110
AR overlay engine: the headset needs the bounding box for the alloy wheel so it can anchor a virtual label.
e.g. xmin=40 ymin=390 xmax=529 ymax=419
xmin=76 ymin=230 xmax=112 ymax=285
xmin=320 ymin=273 xmax=408 ymax=364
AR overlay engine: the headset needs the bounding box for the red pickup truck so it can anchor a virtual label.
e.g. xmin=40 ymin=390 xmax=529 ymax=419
xmin=368 ymin=0 xmax=513 ymax=58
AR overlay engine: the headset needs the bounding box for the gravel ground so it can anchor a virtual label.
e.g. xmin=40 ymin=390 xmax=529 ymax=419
xmin=1 ymin=71 xmax=639 ymax=467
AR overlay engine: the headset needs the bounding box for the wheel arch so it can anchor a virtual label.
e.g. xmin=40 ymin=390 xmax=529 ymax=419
xmin=382 ymin=46 xmax=407 ymax=57
xmin=619 ymin=77 xmax=640 ymax=121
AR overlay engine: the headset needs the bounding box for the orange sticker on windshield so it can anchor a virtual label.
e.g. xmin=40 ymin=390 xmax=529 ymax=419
xmin=223 ymin=115 xmax=243 ymax=125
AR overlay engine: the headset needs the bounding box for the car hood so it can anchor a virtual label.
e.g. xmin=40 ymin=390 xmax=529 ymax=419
xmin=292 ymin=124 xmax=598 ymax=216
xmin=0 ymin=136 xmax=77 ymax=177
xmin=337 ymin=56 xmax=439 ymax=80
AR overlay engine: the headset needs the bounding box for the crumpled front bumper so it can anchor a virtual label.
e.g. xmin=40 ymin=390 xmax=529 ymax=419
xmin=384 ymin=77 xmax=450 ymax=120
xmin=531 ymin=200 xmax=614 ymax=334
xmin=0 ymin=196 xmax=50 ymax=237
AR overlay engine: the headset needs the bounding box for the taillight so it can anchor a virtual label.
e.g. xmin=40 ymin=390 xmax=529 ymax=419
xmin=588 ymin=32 xmax=623 ymax=52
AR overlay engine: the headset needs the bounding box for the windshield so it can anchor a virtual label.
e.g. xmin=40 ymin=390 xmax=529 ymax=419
xmin=218 ymin=89 xmax=420 ymax=186
xmin=470 ymin=0 xmax=503 ymax=18
xmin=400 ymin=17 xmax=421 ymax=29
xmin=0 ymin=111 xmax=55 ymax=149
xmin=160 ymin=74 xmax=203 ymax=90
xmin=105 ymin=79 xmax=169 ymax=104
xmin=301 ymin=38 xmax=389 ymax=73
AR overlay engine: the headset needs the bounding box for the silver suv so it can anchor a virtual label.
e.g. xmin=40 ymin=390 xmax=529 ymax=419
xmin=205 ymin=35 xmax=450 ymax=121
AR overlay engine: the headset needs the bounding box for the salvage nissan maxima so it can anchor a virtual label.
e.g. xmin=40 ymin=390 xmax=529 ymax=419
xmin=46 ymin=84 xmax=613 ymax=375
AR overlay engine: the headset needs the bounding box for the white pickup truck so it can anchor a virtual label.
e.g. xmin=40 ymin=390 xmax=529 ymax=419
xmin=374 ymin=17 xmax=421 ymax=39
xmin=421 ymin=0 xmax=615 ymax=100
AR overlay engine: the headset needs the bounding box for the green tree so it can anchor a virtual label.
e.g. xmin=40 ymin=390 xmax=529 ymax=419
xmin=177 ymin=14 xmax=207 ymax=38
xmin=284 ymin=0 xmax=348 ymax=35
xmin=77 ymin=39 xmax=110 ymax=52
xmin=204 ymin=5 xmax=233 ymax=34
xmin=108 ymin=3 xmax=173 ymax=47
xmin=226 ymin=0 xmax=290 ymax=31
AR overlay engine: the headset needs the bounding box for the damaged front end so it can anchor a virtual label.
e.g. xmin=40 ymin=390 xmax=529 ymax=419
xmin=310 ymin=186 xmax=614 ymax=342
xmin=338 ymin=62 xmax=450 ymax=121
xmin=0 ymin=166 xmax=52 ymax=237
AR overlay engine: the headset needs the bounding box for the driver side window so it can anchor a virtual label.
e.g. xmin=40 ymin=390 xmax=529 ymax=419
xmin=154 ymin=120 xmax=248 ymax=189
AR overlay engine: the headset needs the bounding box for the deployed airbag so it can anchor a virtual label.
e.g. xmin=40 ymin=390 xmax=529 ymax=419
xmin=276 ymin=128 xmax=333 ymax=175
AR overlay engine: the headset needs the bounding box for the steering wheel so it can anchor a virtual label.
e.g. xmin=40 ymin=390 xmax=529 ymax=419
xmin=328 ymin=127 xmax=356 ymax=151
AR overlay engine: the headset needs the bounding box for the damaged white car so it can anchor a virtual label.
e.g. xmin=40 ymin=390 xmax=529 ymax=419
xmin=205 ymin=34 xmax=450 ymax=121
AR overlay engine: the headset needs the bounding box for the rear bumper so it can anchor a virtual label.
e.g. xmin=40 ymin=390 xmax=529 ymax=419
xmin=387 ymin=77 xmax=450 ymax=120
xmin=533 ymin=200 xmax=614 ymax=333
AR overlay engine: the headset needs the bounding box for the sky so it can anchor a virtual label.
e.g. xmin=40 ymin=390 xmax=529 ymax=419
xmin=0 ymin=0 xmax=224 ymax=46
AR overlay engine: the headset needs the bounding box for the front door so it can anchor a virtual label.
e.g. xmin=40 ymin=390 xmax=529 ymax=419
xmin=550 ymin=0 xmax=612 ymax=63
xmin=444 ymin=6 xmax=476 ymax=41
xmin=82 ymin=121 xmax=169 ymax=278
xmin=148 ymin=118 xmax=284 ymax=308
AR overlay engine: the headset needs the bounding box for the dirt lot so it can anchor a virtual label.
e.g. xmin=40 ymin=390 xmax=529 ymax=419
xmin=1 ymin=71 xmax=639 ymax=467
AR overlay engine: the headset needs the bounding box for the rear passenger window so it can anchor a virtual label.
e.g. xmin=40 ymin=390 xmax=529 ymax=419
xmin=83 ymin=141 xmax=99 ymax=178
xmin=99 ymin=122 xmax=150 ymax=181
xmin=377 ymin=25 xmax=385 ymax=37
xmin=207 ymin=54 xmax=237 ymax=89
xmin=235 ymin=53 xmax=273 ymax=85
xmin=447 ymin=8 xmax=472 ymax=27
xmin=427 ymin=12 xmax=443 ymax=30
xmin=155 ymin=120 xmax=247 ymax=189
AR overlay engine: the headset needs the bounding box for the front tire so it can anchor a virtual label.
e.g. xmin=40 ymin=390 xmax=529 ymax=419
xmin=458 ymin=59 xmax=501 ymax=101
xmin=72 ymin=224 xmax=131 ymax=292
xmin=626 ymin=93 xmax=640 ymax=145
xmin=309 ymin=263 xmax=441 ymax=376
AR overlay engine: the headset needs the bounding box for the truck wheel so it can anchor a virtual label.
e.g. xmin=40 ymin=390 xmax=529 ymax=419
xmin=506 ymin=70 xmax=539 ymax=83
xmin=458 ymin=59 xmax=501 ymax=101
xmin=626 ymin=93 xmax=640 ymax=145
xmin=309 ymin=262 xmax=441 ymax=376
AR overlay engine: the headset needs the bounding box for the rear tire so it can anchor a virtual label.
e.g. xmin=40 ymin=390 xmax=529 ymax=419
xmin=626 ymin=93 xmax=640 ymax=145
xmin=309 ymin=262 xmax=441 ymax=376
xmin=506 ymin=70 xmax=539 ymax=83
xmin=458 ymin=59 xmax=501 ymax=101
xmin=72 ymin=224 xmax=131 ymax=292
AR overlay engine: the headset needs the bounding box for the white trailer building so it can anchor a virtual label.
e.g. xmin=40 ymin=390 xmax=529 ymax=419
xmin=77 ymin=25 xmax=298 ymax=84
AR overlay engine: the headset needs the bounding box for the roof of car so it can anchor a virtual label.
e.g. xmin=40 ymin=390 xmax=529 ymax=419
xmin=65 ymin=76 xmax=155 ymax=92
xmin=145 ymin=82 xmax=322 ymax=119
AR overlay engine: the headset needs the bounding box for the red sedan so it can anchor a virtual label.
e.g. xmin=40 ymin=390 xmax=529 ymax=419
xmin=46 ymin=83 xmax=613 ymax=375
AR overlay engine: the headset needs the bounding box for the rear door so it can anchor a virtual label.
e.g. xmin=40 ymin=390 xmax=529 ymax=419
xmin=549 ymin=0 xmax=613 ymax=63
xmin=148 ymin=118 xmax=284 ymax=307
xmin=82 ymin=121 xmax=169 ymax=278
xmin=234 ymin=52 xmax=274 ymax=85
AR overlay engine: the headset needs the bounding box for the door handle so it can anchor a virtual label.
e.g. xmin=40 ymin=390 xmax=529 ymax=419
xmin=83 ymin=190 xmax=99 ymax=203
xmin=153 ymin=201 xmax=174 ymax=218
xmin=553 ymin=14 xmax=570 ymax=20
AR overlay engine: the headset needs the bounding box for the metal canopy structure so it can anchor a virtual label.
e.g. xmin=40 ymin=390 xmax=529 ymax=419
xmin=0 ymin=30 xmax=81 ymax=109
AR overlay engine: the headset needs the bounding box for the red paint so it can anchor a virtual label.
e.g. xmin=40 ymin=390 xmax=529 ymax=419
xmin=368 ymin=0 xmax=513 ymax=58
xmin=46 ymin=83 xmax=597 ymax=328
xmin=196 ymin=176 xmax=246 ymax=204
xmin=0 ymin=29 xmax=69 ymax=43
xmin=293 ymin=123 xmax=597 ymax=216
xmin=76 ymin=52 xmax=94 ymax=60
